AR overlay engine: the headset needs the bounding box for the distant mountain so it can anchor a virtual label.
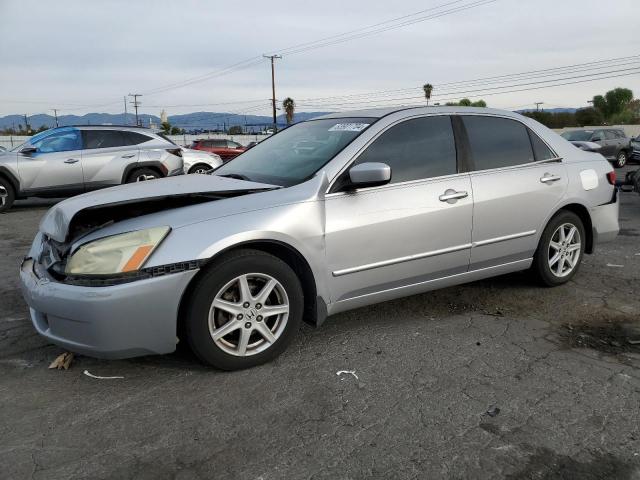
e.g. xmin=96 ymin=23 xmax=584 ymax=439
xmin=0 ymin=111 xmax=332 ymax=132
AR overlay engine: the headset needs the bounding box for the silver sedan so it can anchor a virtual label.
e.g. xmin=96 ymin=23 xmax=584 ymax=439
xmin=20 ymin=107 xmax=619 ymax=370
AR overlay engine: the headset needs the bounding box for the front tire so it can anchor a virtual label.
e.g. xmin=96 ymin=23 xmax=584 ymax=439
xmin=0 ymin=177 xmax=15 ymax=213
xmin=188 ymin=163 xmax=213 ymax=174
xmin=532 ymin=211 xmax=585 ymax=287
xmin=184 ymin=249 xmax=303 ymax=370
xmin=614 ymin=151 xmax=627 ymax=168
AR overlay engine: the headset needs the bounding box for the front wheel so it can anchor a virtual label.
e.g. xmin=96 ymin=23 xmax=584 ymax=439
xmin=188 ymin=163 xmax=213 ymax=174
xmin=532 ymin=211 xmax=585 ymax=287
xmin=614 ymin=151 xmax=627 ymax=168
xmin=184 ymin=249 xmax=303 ymax=370
xmin=0 ymin=177 xmax=15 ymax=213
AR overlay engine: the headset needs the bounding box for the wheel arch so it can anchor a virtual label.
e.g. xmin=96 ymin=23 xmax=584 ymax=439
xmin=546 ymin=202 xmax=594 ymax=254
xmin=0 ymin=166 xmax=20 ymax=196
xmin=177 ymin=239 xmax=326 ymax=339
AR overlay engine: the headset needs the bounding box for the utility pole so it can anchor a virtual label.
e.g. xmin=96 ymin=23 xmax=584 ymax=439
xmin=124 ymin=96 xmax=128 ymax=125
xmin=23 ymin=114 xmax=30 ymax=134
xmin=263 ymin=55 xmax=282 ymax=132
xmin=535 ymin=102 xmax=544 ymax=112
xmin=128 ymin=93 xmax=142 ymax=126
xmin=52 ymin=109 xmax=59 ymax=127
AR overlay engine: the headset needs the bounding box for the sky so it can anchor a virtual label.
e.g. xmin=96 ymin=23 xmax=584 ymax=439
xmin=0 ymin=0 xmax=639 ymax=118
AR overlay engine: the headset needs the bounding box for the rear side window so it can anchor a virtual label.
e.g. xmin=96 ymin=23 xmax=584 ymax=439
xmin=355 ymin=115 xmax=457 ymax=183
xmin=463 ymin=116 xmax=534 ymax=170
xmin=528 ymin=130 xmax=556 ymax=161
xmin=123 ymin=131 xmax=152 ymax=145
xmin=83 ymin=130 xmax=126 ymax=149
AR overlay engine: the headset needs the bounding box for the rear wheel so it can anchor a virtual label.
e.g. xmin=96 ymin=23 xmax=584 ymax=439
xmin=188 ymin=163 xmax=213 ymax=174
xmin=614 ymin=151 xmax=627 ymax=168
xmin=184 ymin=249 xmax=303 ymax=370
xmin=126 ymin=168 xmax=161 ymax=183
xmin=0 ymin=177 xmax=15 ymax=213
xmin=532 ymin=211 xmax=585 ymax=286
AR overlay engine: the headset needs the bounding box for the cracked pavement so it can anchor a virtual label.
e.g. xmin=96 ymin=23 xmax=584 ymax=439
xmin=1 ymin=168 xmax=639 ymax=480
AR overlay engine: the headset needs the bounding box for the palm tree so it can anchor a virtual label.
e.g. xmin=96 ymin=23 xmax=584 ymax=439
xmin=423 ymin=84 xmax=434 ymax=105
xmin=282 ymin=97 xmax=295 ymax=124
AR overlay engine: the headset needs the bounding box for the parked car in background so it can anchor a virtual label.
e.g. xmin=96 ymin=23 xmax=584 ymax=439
xmin=181 ymin=148 xmax=223 ymax=174
xmin=561 ymin=128 xmax=631 ymax=168
xmin=190 ymin=139 xmax=246 ymax=161
xmin=0 ymin=146 xmax=7 ymax=152
xmin=0 ymin=125 xmax=183 ymax=212
xmin=20 ymin=107 xmax=618 ymax=370
xmin=630 ymin=135 xmax=640 ymax=163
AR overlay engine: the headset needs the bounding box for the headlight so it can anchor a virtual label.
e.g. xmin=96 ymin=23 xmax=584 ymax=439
xmin=65 ymin=226 xmax=170 ymax=275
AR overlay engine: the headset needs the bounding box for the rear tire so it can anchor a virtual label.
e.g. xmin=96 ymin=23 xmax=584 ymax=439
xmin=0 ymin=177 xmax=15 ymax=213
xmin=614 ymin=151 xmax=627 ymax=168
xmin=532 ymin=211 xmax=585 ymax=287
xmin=184 ymin=249 xmax=303 ymax=370
xmin=188 ymin=163 xmax=213 ymax=174
xmin=126 ymin=168 xmax=161 ymax=183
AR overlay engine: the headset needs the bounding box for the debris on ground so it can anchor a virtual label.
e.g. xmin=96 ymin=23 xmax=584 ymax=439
xmin=336 ymin=370 xmax=359 ymax=380
xmin=48 ymin=352 xmax=74 ymax=370
xmin=485 ymin=405 xmax=501 ymax=417
xmin=606 ymin=263 xmax=624 ymax=268
xmin=83 ymin=370 xmax=124 ymax=380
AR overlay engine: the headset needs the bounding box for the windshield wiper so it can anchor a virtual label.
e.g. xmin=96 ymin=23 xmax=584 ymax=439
xmin=217 ymin=173 xmax=252 ymax=181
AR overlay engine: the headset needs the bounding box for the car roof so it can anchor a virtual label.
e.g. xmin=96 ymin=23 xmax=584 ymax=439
xmin=51 ymin=125 xmax=153 ymax=132
xmin=314 ymin=106 xmax=531 ymax=120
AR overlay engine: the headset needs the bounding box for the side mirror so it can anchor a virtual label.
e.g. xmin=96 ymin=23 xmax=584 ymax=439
xmin=348 ymin=162 xmax=391 ymax=188
xmin=20 ymin=146 xmax=37 ymax=155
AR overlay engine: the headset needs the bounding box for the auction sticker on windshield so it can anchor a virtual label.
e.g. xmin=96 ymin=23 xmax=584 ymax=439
xmin=328 ymin=123 xmax=370 ymax=132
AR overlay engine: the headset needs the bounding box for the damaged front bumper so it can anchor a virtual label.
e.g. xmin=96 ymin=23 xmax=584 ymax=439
xmin=19 ymin=257 xmax=198 ymax=359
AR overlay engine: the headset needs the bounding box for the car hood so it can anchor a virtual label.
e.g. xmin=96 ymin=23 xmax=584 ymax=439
xmin=39 ymin=174 xmax=277 ymax=243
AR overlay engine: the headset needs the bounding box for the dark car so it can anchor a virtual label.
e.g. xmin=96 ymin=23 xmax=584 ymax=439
xmin=190 ymin=139 xmax=246 ymax=161
xmin=561 ymin=128 xmax=632 ymax=168
xmin=630 ymin=135 xmax=640 ymax=162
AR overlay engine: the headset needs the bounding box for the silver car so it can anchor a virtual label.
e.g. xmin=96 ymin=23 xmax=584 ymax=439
xmin=0 ymin=125 xmax=184 ymax=212
xmin=181 ymin=148 xmax=223 ymax=174
xmin=19 ymin=107 xmax=619 ymax=370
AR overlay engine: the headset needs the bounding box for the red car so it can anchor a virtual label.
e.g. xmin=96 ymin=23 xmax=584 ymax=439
xmin=190 ymin=139 xmax=246 ymax=161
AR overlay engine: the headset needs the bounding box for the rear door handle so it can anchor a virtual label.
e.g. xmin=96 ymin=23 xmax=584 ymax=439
xmin=540 ymin=174 xmax=561 ymax=184
xmin=121 ymin=154 xmax=136 ymax=159
xmin=439 ymin=189 xmax=468 ymax=202
xmin=64 ymin=158 xmax=79 ymax=164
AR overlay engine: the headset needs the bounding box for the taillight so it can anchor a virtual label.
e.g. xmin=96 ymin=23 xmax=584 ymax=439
xmin=166 ymin=148 xmax=182 ymax=158
xmin=606 ymin=171 xmax=616 ymax=185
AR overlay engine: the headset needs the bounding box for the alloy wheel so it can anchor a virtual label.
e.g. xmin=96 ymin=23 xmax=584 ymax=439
xmin=208 ymin=273 xmax=289 ymax=356
xmin=617 ymin=152 xmax=626 ymax=167
xmin=0 ymin=186 xmax=7 ymax=206
xmin=548 ymin=223 xmax=581 ymax=278
xmin=136 ymin=174 xmax=157 ymax=182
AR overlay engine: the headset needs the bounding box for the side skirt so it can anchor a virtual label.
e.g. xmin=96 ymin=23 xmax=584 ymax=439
xmin=327 ymin=258 xmax=532 ymax=315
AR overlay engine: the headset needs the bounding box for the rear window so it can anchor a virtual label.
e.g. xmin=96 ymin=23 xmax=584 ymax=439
xmin=462 ymin=116 xmax=534 ymax=170
xmin=82 ymin=130 xmax=126 ymax=149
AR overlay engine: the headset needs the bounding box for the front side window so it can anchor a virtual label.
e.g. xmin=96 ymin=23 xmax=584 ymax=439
xmin=353 ymin=115 xmax=457 ymax=184
xmin=82 ymin=130 xmax=126 ymax=149
xmin=228 ymin=141 xmax=242 ymax=148
xmin=604 ymin=130 xmax=617 ymax=140
xmin=463 ymin=116 xmax=534 ymax=170
xmin=591 ymin=131 xmax=605 ymax=142
xmin=214 ymin=117 xmax=373 ymax=186
xmin=29 ymin=129 xmax=81 ymax=153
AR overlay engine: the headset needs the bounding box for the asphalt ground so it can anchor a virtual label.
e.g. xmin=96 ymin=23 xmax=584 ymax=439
xmin=1 ymin=166 xmax=639 ymax=480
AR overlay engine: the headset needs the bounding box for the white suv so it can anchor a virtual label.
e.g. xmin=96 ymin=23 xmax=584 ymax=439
xmin=0 ymin=125 xmax=185 ymax=212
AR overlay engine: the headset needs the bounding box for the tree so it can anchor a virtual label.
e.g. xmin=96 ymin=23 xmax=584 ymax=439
xmin=445 ymin=98 xmax=487 ymax=107
xmin=592 ymin=88 xmax=633 ymax=120
xmin=282 ymin=97 xmax=295 ymax=124
xmin=161 ymin=121 xmax=171 ymax=134
xmin=170 ymin=126 xmax=183 ymax=135
xmin=228 ymin=125 xmax=243 ymax=135
xmin=423 ymin=84 xmax=433 ymax=105
xmin=575 ymin=107 xmax=603 ymax=127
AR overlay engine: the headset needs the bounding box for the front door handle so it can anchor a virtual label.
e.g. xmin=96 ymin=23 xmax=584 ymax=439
xmin=64 ymin=158 xmax=79 ymax=164
xmin=439 ymin=189 xmax=468 ymax=203
xmin=540 ymin=173 xmax=561 ymax=184
xmin=121 ymin=154 xmax=136 ymax=159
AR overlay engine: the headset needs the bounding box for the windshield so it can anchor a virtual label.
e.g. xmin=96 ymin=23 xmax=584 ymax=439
xmin=561 ymin=130 xmax=594 ymax=141
xmin=213 ymin=117 xmax=374 ymax=186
